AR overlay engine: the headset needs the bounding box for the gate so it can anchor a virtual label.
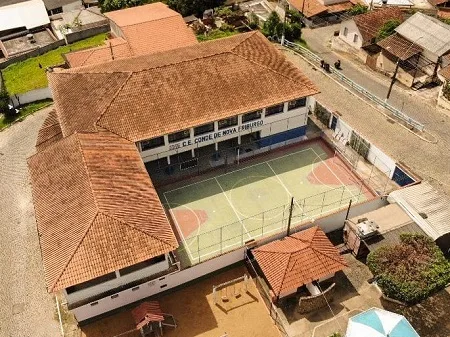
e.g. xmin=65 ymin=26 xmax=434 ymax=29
xmin=330 ymin=115 xmax=338 ymax=131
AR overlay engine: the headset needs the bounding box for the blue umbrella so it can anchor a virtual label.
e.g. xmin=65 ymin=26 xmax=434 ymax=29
xmin=346 ymin=308 xmax=420 ymax=337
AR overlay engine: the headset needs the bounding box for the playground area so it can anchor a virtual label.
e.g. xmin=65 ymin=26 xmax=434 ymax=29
xmin=161 ymin=140 xmax=374 ymax=265
xmin=79 ymin=265 xmax=281 ymax=337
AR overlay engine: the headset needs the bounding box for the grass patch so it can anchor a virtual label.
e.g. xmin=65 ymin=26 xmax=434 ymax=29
xmin=295 ymin=38 xmax=308 ymax=49
xmin=0 ymin=99 xmax=52 ymax=130
xmin=2 ymin=33 xmax=107 ymax=95
xmin=197 ymin=29 xmax=238 ymax=42
xmin=367 ymin=234 xmax=450 ymax=304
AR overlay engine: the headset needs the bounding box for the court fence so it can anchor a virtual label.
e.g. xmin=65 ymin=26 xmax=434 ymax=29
xmin=186 ymin=173 xmax=374 ymax=265
xmin=282 ymin=40 xmax=425 ymax=132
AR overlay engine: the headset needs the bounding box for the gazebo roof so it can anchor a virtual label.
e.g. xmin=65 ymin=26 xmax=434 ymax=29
xmin=253 ymin=226 xmax=347 ymax=297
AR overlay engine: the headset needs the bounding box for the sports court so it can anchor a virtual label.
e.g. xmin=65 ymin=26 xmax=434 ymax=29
xmin=162 ymin=140 xmax=374 ymax=265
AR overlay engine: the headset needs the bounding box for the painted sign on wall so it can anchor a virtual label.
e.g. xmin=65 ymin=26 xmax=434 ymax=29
xmin=168 ymin=120 xmax=264 ymax=151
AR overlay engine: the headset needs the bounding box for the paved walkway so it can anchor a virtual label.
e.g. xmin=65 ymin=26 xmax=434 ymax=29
xmin=0 ymin=106 xmax=60 ymax=337
xmin=282 ymin=48 xmax=450 ymax=195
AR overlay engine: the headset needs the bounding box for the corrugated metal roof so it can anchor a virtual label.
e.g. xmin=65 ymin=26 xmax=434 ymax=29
xmin=388 ymin=182 xmax=450 ymax=240
xmin=395 ymin=12 xmax=450 ymax=57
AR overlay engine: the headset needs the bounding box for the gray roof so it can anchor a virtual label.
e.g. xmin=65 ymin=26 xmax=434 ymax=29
xmin=388 ymin=181 xmax=450 ymax=240
xmin=0 ymin=0 xmax=30 ymax=7
xmin=42 ymin=0 xmax=79 ymax=10
xmin=395 ymin=12 xmax=450 ymax=57
xmin=364 ymin=222 xmax=426 ymax=252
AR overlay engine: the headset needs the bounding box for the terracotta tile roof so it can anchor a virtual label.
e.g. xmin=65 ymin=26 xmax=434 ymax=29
xmin=49 ymin=31 xmax=319 ymax=142
xmin=353 ymin=8 xmax=404 ymax=46
xmin=132 ymin=301 xmax=164 ymax=330
xmin=326 ymin=1 xmax=354 ymax=13
xmin=104 ymin=2 xmax=178 ymax=26
xmin=438 ymin=8 xmax=450 ymax=20
xmin=28 ymin=132 xmax=178 ymax=292
xmin=253 ymin=226 xmax=347 ymax=297
xmin=440 ymin=65 xmax=450 ymax=80
xmin=35 ymin=109 xmax=63 ymax=152
xmin=64 ymin=38 xmax=133 ymax=68
xmin=377 ymin=33 xmax=423 ymax=60
xmin=288 ymin=0 xmax=327 ymax=18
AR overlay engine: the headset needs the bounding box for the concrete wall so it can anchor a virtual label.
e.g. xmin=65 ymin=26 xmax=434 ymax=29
xmin=437 ymin=85 xmax=450 ymax=110
xmin=66 ymin=256 xmax=170 ymax=306
xmin=71 ymin=248 xmax=246 ymax=322
xmin=339 ymin=20 xmax=363 ymax=50
xmin=64 ymin=24 xmax=109 ymax=44
xmin=10 ymin=86 xmax=52 ymax=106
xmin=139 ymin=98 xmax=310 ymax=163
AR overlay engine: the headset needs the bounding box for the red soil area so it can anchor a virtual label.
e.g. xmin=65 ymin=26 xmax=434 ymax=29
xmin=172 ymin=209 xmax=208 ymax=238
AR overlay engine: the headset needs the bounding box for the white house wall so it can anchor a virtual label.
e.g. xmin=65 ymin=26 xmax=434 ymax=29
xmin=339 ymin=20 xmax=363 ymax=50
xmin=71 ymin=248 xmax=245 ymax=322
xmin=139 ymin=100 xmax=309 ymax=163
xmin=66 ymin=256 xmax=169 ymax=306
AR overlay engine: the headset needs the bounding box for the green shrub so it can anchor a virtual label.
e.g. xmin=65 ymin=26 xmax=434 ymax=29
xmin=0 ymin=88 xmax=10 ymax=117
xmin=262 ymin=11 xmax=281 ymax=37
xmin=367 ymin=234 xmax=450 ymax=304
xmin=348 ymin=4 xmax=368 ymax=15
xmin=377 ymin=19 xmax=401 ymax=41
xmin=443 ymin=81 xmax=450 ymax=101
xmin=286 ymin=9 xmax=303 ymax=24
xmin=219 ymin=23 xmax=234 ymax=32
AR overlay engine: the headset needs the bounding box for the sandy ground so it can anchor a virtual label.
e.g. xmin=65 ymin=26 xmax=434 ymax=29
xmin=80 ymin=265 xmax=281 ymax=337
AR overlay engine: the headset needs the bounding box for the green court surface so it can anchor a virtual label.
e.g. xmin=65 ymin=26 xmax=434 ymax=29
xmin=163 ymin=143 xmax=371 ymax=265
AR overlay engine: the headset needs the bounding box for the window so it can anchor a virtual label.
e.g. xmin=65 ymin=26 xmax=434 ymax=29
xmin=66 ymin=272 xmax=117 ymax=294
xmin=265 ymin=103 xmax=284 ymax=117
xmin=119 ymin=255 xmax=165 ymax=276
xmin=288 ymin=98 xmax=307 ymax=110
xmin=218 ymin=116 xmax=238 ymax=130
xmin=140 ymin=136 xmax=164 ymax=151
xmin=168 ymin=129 xmax=190 ymax=143
xmin=48 ymin=7 xmax=63 ymax=15
xmin=242 ymin=110 xmax=262 ymax=123
xmin=343 ymin=27 xmax=348 ymax=36
xmin=194 ymin=123 xmax=214 ymax=136
xmin=353 ymin=34 xmax=359 ymax=43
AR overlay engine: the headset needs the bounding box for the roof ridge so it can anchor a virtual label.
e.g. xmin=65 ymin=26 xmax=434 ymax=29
xmin=279 ymin=251 xmax=296 ymax=295
xmin=95 ymin=72 xmax=134 ymax=136
xmin=101 ymin=211 xmax=177 ymax=249
xmin=118 ymin=12 xmax=180 ymax=28
xmin=311 ymin=240 xmax=347 ymax=267
xmin=50 ymin=210 xmax=99 ymax=291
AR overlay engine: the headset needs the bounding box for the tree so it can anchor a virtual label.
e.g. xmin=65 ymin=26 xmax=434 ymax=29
xmin=262 ymin=11 xmax=281 ymax=38
xmin=98 ymin=0 xmax=146 ymax=12
xmin=167 ymin=0 xmax=225 ymax=17
xmin=286 ymin=9 xmax=303 ymax=24
xmin=377 ymin=19 xmax=401 ymax=41
xmin=443 ymin=81 xmax=450 ymax=101
xmin=348 ymin=4 xmax=368 ymax=15
xmin=0 ymin=87 xmax=12 ymax=118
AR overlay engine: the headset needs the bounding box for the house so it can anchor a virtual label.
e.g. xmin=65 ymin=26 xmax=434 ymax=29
xmin=338 ymin=8 xmax=404 ymax=63
xmin=287 ymin=0 xmax=363 ymax=27
xmin=0 ymin=0 xmax=49 ymax=39
xmin=30 ymin=31 xmax=319 ymax=322
xmin=43 ymin=0 xmax=83 ymax=16
xmin=377 ymin=12 xmax=450 ymax=88
xmin=63 ymin=2 xmax=198 ymax=67
xmin=252 ymin=226 xmax=347 ymax=311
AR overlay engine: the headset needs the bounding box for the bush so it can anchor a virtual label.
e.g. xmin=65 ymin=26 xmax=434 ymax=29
xmin=286 ymin=9 xmax=303 ymax=24
xmin=219 ymin=23 xmax=234 ymax=32
xmin=367 ymin=234 xmax=450 ymax=304
xmin=348 ymin=4 xmax=368 ymax=15
xmin=0 ymin=88 xmax=9 ymax=116
xmin=377 ymin=19 xmax=401 ymax=41
xmin=443 ymin=81 xmax=450 ymax=101
xmin=262 ymin=11 xmax=281 ymax=37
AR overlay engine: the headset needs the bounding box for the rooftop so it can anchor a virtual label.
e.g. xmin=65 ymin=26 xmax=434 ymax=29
xmin=0 ymin=0 xmax=49 ymax=32
xmin=35 ymin=110 xmax=63 ymax=151
xmin=288 ymin=0 xmax=361 ymax=18
xmin=395 ymin=12 xmax=450 ymax=56
xmin=64 ymin=2 xmax=198 ymax=67
xmin=377 ymin=33 xmax=423 ymax=61
xmin=28 ymin=132 xmax=178 ymax=292
xmin=388 ymin=181 xmax=450 ymax=241
xmin=353 ymin=7 xmax=404 ymax=46
xmin=50 ymin=31 xmax=319 ymax=142
xmin=253 ymin=226 xmax=347 ymax=297
xmin=43 ymin=0 xmax=81 ymax=10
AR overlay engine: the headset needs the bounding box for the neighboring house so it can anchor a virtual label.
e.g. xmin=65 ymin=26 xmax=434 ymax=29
xmin=338 ymin=8 xmax=403 ymax=63
xmin=31 ymin=31 xmax=319 ymax=321
xmin=0 ymin=0 xmax=49 ymax=38
xmin=63 ymin=2 xmax=198 ymax=67
xmin=287 ymin=0 xmax=363 ymax=27
xmin=43 ymin=0 xmax=83 ymax=16
xmin=377 ymin=12 xmax=450 ymax=88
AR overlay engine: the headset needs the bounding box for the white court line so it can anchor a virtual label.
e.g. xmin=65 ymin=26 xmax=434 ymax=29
xmin=309 ymin=148 xmax=356 ymax=200
xmin=214 ymin=177 xmax=252 ymax=241
xmin=162 ymin=192 xmax=196 ymax=262
xmin=265 ymin=161 xmax=303 ymax=212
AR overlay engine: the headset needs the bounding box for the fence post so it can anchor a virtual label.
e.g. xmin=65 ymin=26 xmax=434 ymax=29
xmin=221 ymin=227 xmax=223 ymax=255
xmin=197 ymin=235 xmax=200 ymax=264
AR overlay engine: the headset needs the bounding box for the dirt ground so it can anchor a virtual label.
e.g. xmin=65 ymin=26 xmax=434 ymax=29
xmin=80 ymin=265 xmax=281 ymax=337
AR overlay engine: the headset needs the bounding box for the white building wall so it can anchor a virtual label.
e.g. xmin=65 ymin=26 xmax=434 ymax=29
xmin=339 ymin=20 xmax=363 ymax=50
xmin=66 ymin=255 xmax=169 ymax=306
xmin=139 ymin=99 xmax=310 ymax=163
xmin=71 ymin=248 xmax=245 ymax=322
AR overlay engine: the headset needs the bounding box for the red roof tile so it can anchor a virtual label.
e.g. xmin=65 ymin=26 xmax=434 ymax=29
xmin=35 ymin=110 xmax=63 ymax=151
xmin=253 ymin=226 xmax=347 ymax=297
xmin=354 ymin=8 xmax=404 ymax=46
xmin=132 ymin=301 xmax=164 ymax=330
xmin=28 ymin=132 xmax=178 ymax=292
xmin=49 ymin=31 xmax=319 ymax=142
xmin=377 ymin=33 xmax=423 ymax=60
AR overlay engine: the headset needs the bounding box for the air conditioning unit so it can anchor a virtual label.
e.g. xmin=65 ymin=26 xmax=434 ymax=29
xmin=356 ymin=220 xmax=380 ymax=239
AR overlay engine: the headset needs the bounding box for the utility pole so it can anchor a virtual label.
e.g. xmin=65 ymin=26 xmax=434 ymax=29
xmin=286 ymin=197 xmax=294 ymax=236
